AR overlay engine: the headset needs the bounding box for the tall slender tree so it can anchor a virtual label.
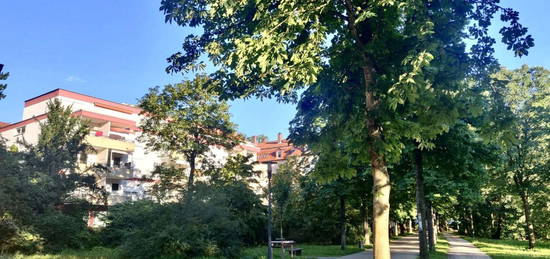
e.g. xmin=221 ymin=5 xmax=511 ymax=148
xmin=159 ymin=1 xmax=533 ymax=257
xmin=484 ymin=65 xmax=549 ymax=249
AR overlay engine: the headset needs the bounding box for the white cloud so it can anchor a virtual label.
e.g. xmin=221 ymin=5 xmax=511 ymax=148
xmin=65 ymin=75 xmax=86 ymax=83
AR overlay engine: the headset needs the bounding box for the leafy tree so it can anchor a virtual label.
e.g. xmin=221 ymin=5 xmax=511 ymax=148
xmin=0 ymin=100 xmax=106 ymax=253
xmin=0 ymin=64 xmax=8 ymax=100
xmin=271 ymin=160 xmax=296 ymax=241
xmin=160 ymin=0 xmax=533 ymax=256
xmin=138 ymin=75 xmax=239 ymax=195
xmin=484 ymin=65 xmax=549 ymax=249
xmin=23 ymin=99 xmax=100 ymax=210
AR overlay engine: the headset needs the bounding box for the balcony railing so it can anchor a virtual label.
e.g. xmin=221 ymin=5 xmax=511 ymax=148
xmin=108 ymin=191 xmax=151 ymax=205
xmin=85 ymin=134 xmax=135 ymax=152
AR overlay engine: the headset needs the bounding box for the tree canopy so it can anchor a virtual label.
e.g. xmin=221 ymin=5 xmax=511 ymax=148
xmin=139 ymin=74 xmax=240 ymax=193
xmin=160 ymin=0 xmax=534 ymax=256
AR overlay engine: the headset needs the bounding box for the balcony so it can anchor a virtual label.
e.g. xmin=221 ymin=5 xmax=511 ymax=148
xmin=85 ymin=132 xmax=135 ymax=152
xmin=105 ymin=165 xmax=134 ymax=179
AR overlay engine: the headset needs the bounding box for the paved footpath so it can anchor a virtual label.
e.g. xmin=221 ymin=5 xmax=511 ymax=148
xmin=444 ymin=233 xmax=491 ymax=259
xmin=320 ymin=234 xmax=419 ymax=259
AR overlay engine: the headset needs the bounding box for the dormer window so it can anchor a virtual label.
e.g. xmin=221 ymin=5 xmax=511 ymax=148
xmin=276 ymin=150 xmax=282 ymax=158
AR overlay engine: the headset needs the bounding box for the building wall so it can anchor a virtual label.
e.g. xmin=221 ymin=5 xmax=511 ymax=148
xmin=0 ymin=118 xmax=43 ymax=147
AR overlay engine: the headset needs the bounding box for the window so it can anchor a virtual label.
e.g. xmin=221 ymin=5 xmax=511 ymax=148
xmin=276 ymin=151 xmax=282 ymax=158
xmin=16 ymin=126 xmax=25 ymax=135
xmin=111 ymin=183 xmax=120 ymax=191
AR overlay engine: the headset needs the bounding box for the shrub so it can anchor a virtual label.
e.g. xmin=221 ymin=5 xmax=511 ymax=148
xmin=33 ymin=210 xmax=95 ymax=252
xmin=102 ymin=199 xmax=244 ymax=259
xmin=0 ymin=218 xmax=19 ymax=253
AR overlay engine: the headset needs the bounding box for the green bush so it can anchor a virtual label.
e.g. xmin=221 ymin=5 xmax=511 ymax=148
xmin=102 ymin=198 xmax=244 ymax=259
xmin=0 ymin=218 xmax=19 ymax=253
xmin=33 ymin=210 xmax=97 ymax=252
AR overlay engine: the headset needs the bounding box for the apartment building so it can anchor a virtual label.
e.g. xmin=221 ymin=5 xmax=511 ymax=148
xmin=0 ymin=89 xmax=303 ymax=210
xmin=0 ymin=89 xmax=174 ymax=205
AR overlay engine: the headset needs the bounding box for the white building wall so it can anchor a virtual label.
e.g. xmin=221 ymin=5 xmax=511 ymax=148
xmin=0 ymin=119 xmax=44 ymax=148
xmin=23 ymin=96 xmax=140 ymax=122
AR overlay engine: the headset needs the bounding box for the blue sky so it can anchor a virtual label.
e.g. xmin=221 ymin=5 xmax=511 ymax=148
xmin=1 ymin=1 xmax=549 ymax=139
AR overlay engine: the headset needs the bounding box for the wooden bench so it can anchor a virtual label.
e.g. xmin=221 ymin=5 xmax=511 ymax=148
xmin=287 ymin=247 xmax=302 ymax=256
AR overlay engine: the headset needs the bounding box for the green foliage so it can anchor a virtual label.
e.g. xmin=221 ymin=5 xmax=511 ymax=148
xmin=139 ymin=74 xmax=240 ymax=192
xmin=103 ymin=196 xmax=249 ymax=258
xmin=479 ymin=66 xmax=550 ymax=245
xmin=0 ymin=218 xmax=19 ymax=253
xmin=33 ymin=210 xmax=98 ymax=252
xmin=101 ymin=154 xmax=266 ymax=258
xmin=0 ymin=100 xmax=103 ymax=254
xmin=0 ymin=64 xmax=8 ymax=100
xmin=161 ymin=1 xmax=535 ymax=254
xmin=139 ymin=74 xmax=238 ymax=155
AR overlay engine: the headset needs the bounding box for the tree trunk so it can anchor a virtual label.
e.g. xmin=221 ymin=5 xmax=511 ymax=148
xmin=434 ymin=213 xmax=438 ymax=244
xmin=426 ymin=200 xmax=435 ymax=251
xmin=343 ymin=1 xmax=390 ymax=254
xmin=371 ymin=151 xmax=391 ymax=259
xmin=407 ymin=218 xmax=413 ymax=233
xmin=361 ymin=200 xmax=372 ymax=246
xmin=415 ymin=147 xmax=429 ymax=259
xmin=340 ymin=195 xmax=346 ymax=250
xmin=280 ymin=204 xmax=284 ymax=240
xmin=187 ymin=154 xmax=196 ymax=197
xmin=392 ymin=221 xmax=399 ymax=237
xmin=520 ymin=192 xmax=536 ymax=249
xmin=492 ymin=205 xmax=503 ymax=239
xmin=469 ymin=210 xmax=475 ymax=237
xmin=362 ymin=65 xmax=390 ymax=259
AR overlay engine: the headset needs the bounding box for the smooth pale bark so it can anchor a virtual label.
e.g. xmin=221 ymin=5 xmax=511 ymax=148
xmin=426 ymin=201 xmax=435 ymax=251
xmin=361 ymin=201 xmax=372 ymax=246
xmin=371 ymin=153 xmax=391 ymax=259
xmin=339 ymin=196 xmax=346 ymax=250
xmin=363 ymin=61 xmax=390 ymax=259
xmin=520 ymin=192 xmax=536 ymax=249
xmin=392 ymin=221 xmax=399 ymax=237
xmin=407 ymin=219 xmax=413 ymax=233
xmin=344 ymin=0 xmax=391 ymax=255
xmin=415 ymin=147 xmax=429 ymax=259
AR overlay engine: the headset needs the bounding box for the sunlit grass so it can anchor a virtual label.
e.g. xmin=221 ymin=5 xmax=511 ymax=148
xmin=238 ymin=244 xmax=366 ymax=259
xmin=426 ymin=234 xmax=450 ymax=259
xmin=463 ymin=236 xmax=550 ymax=259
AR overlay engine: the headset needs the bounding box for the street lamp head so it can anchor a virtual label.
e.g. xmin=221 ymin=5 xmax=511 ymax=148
xmin=266 ymin=161 xmax=276 ymax=179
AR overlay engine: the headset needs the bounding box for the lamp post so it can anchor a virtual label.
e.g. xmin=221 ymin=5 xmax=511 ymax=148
xmin=267 ymin=162 xmax=275 ymax=259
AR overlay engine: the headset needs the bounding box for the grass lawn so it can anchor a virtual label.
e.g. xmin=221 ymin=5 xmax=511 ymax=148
xmin=239 ymin=244 xmax=366 ymax=259
xmin=426 ymin=234 xmax=450 ymax=259
xmin=463 ymin=236 xmax=550 ymax=259
xmin=0 ymin=247 xmax=120 ymax=259
xmin=1 ymin=245 xmax=365 ymax=259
